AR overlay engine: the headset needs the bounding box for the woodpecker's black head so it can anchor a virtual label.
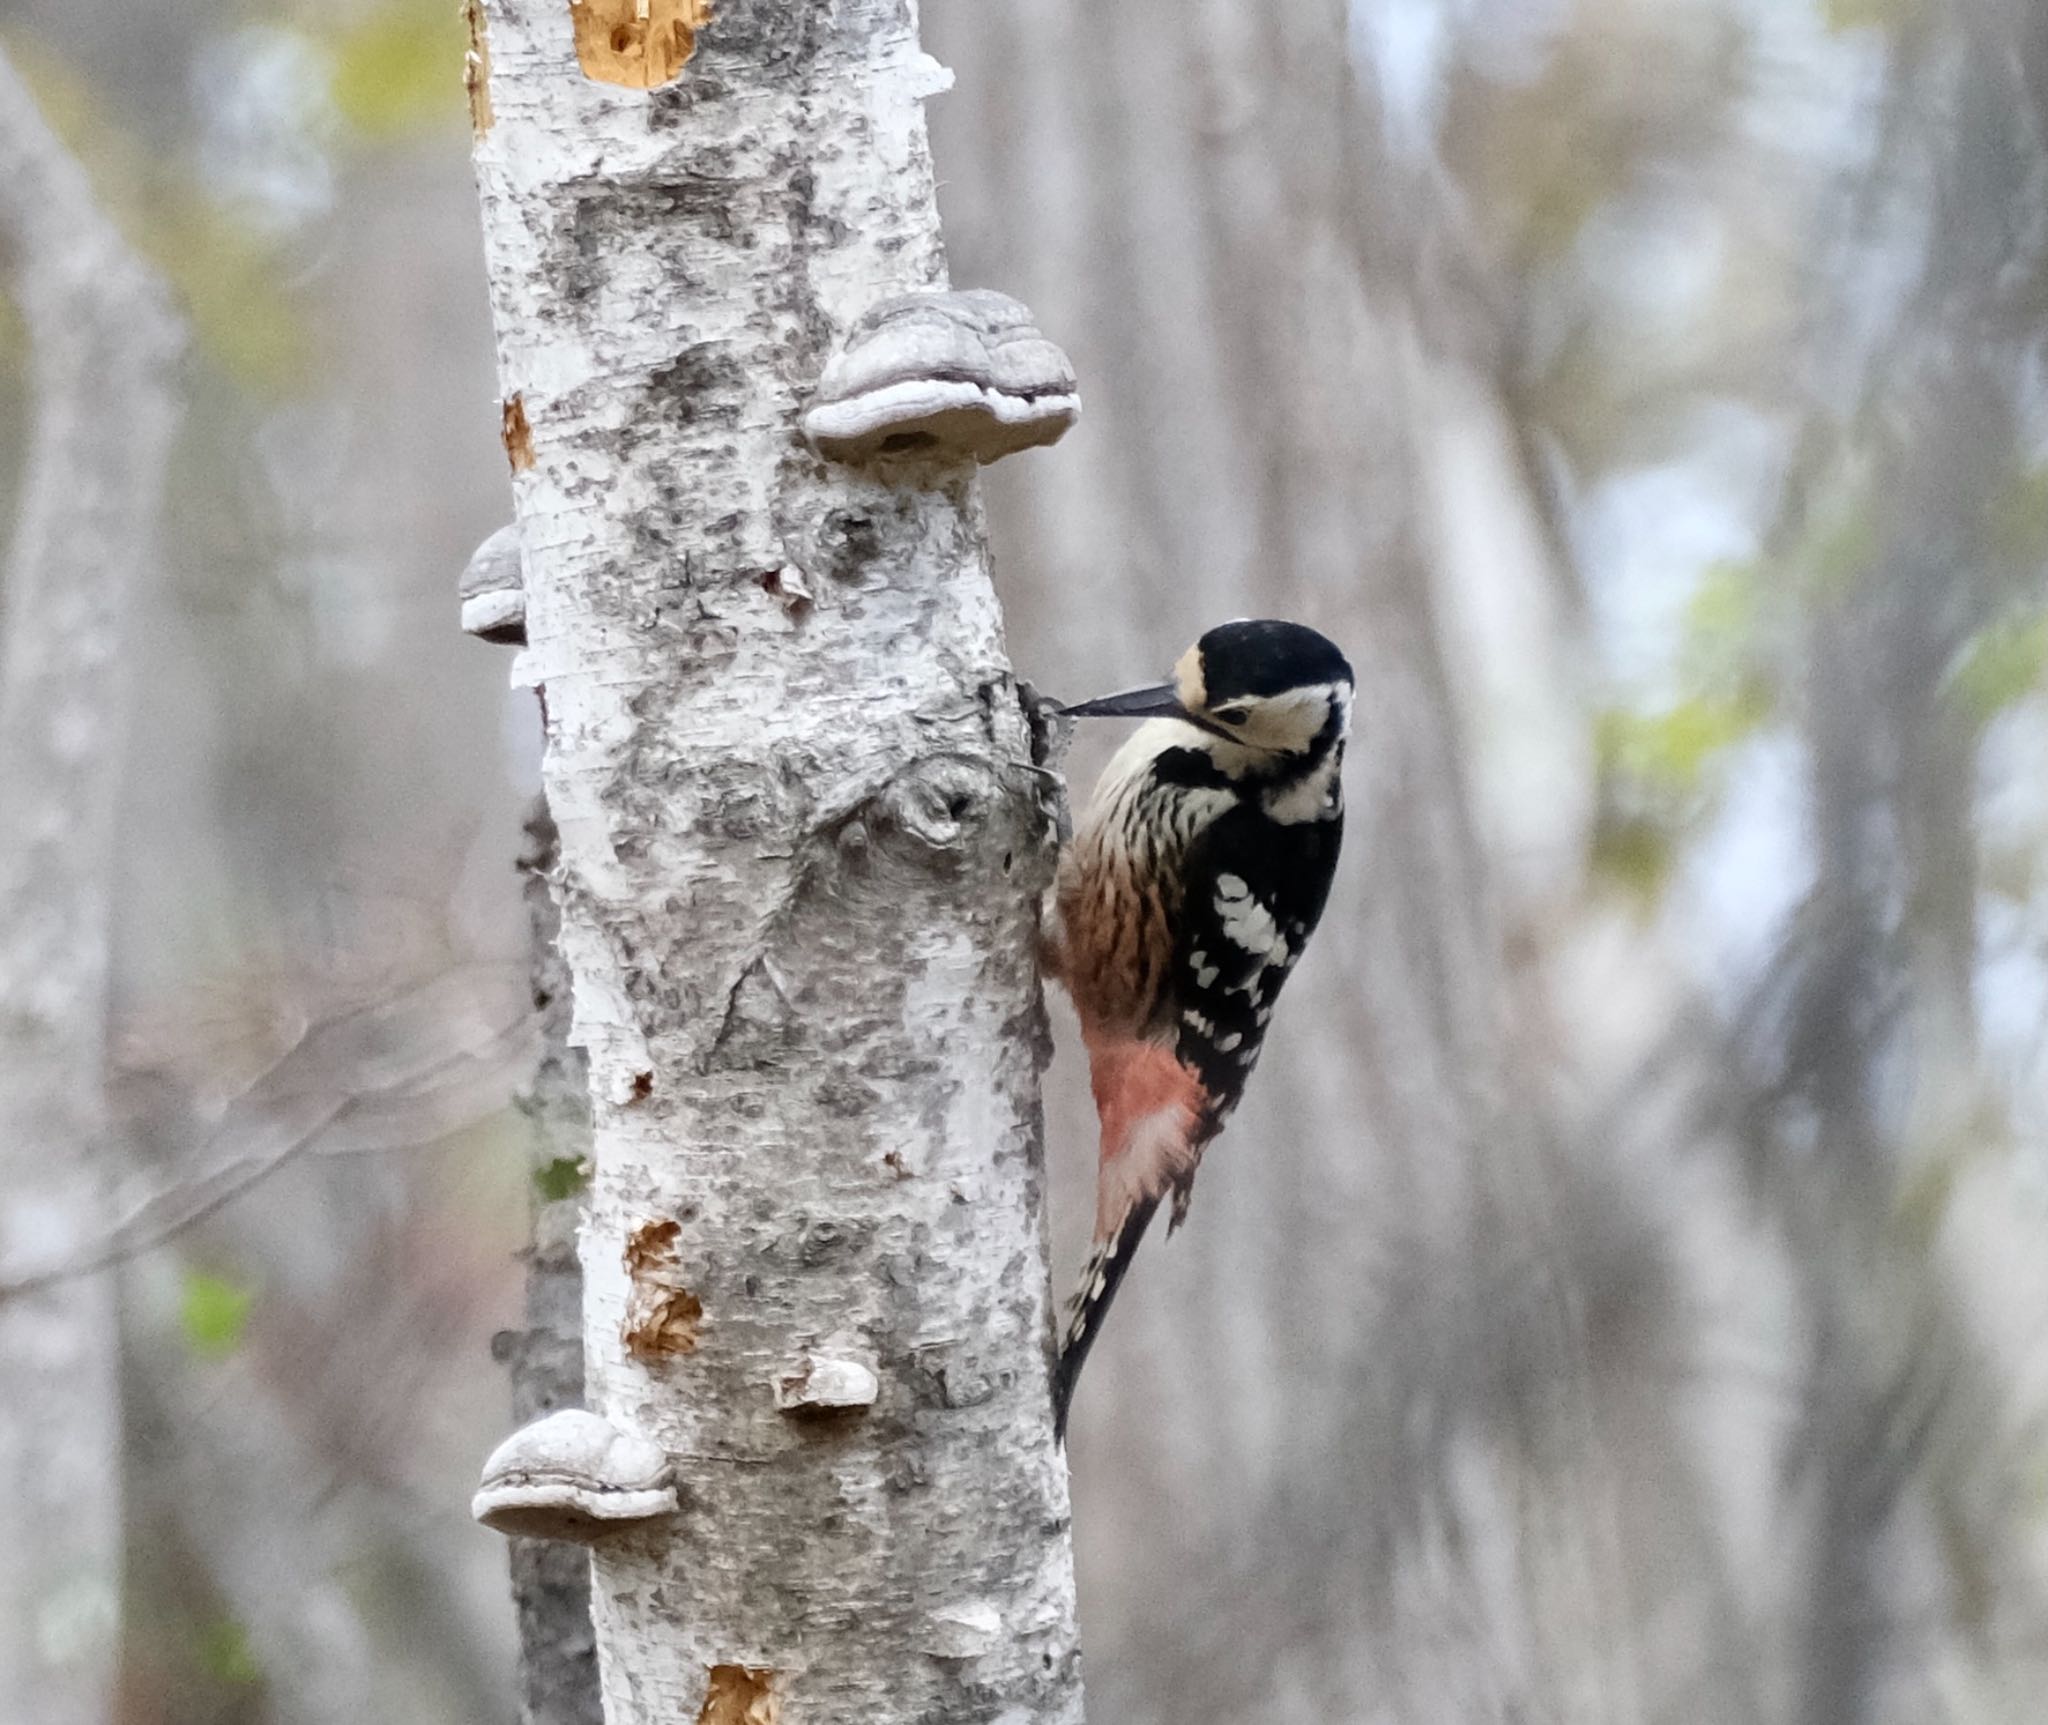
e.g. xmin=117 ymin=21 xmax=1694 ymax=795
xmin=1064 ymin=619 xmax=1354 ymax=758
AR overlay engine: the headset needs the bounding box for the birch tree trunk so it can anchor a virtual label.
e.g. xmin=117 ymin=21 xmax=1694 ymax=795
xmin=467 ymin=5 xmax=1082 ymax=1720
xmin=0 ymin=45 xmax=182 ymax=1725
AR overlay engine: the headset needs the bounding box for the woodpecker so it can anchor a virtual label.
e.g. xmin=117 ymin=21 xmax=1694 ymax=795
xmin=1044 ymin=618 xmax=1353 ymax=1438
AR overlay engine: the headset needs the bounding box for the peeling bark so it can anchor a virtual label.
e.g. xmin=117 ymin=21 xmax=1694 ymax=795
xmin=469 ymin=4 xmax=1082 ymax=1719
xmin=0 ymin=44 xmax=183 ymax=1725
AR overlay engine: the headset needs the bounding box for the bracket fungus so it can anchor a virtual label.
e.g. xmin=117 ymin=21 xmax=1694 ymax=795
xmin=459 ymin=520 xmax=526 ymax=646
xmin=802 ymin=289 xmax=1079 ymax=467
xmin=773 ymin=1353 xmax=880 ymax=1416
xmin=471 ymin=1408 xmax=677 ymax=1543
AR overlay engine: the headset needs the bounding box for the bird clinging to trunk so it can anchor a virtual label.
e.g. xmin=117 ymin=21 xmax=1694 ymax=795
xmin=1044 ymin=619 xmax=1353 ymax=1438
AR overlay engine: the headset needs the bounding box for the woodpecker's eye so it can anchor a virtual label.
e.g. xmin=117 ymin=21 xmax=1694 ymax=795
xmin=1214 ymin=706 xmax=1250 ymax=726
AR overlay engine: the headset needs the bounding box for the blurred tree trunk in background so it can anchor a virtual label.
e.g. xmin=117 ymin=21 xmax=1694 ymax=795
xmin=498 ymin=803 xmax=599 ymax=1725
xmin=467 ymin=2 xmax=1081 ymax=1719
xmin=0 ymin=45 xmax=183 ymax=1725
xmin=1728 ymin=17 xmax=2048 ymax=1719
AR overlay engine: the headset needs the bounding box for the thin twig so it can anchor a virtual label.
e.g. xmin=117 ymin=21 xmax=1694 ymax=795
xmin=0 ymin=1011 xmax=535 ymax=1300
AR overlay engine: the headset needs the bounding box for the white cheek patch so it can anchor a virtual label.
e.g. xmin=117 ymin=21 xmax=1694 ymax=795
xmin=1214 ymin=876 xmax=1288 ymax=961
xmin=1242 ymin=682 xmax=1350 ymax=753
xmin=1264 ymin=684 xmax=1333 ymax=723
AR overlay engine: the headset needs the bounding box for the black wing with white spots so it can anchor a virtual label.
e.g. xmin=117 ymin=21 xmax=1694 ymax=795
xmin=1165 ymin=799 xmax=1343 ymax=1222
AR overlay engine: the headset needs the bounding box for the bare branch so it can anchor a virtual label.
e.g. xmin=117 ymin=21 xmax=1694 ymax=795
xmin=0 ymin=983 xmax=534 ymax=1300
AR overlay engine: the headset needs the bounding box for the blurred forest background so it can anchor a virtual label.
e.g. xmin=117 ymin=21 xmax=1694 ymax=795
xmin=3 ymin=0 xmax=2047 ymax=1721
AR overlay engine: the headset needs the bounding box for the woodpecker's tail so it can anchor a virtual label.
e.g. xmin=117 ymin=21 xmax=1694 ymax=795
xmin=1052 ymin=1195 xmax=1161 ymax=1443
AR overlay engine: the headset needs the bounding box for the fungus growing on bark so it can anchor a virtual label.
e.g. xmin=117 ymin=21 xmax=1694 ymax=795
xmin=773 ymin=1353 xmax=880 ymax=1416
xmin=802 ymin=289 xmax=1079 ymax=467
xmin=471 ymin=1408 xmax=677 ymax=1542
xmin=459 ymin=521 xmax=526 ymax=645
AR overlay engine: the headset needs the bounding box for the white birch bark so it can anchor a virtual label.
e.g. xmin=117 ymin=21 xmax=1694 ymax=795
xmin=468 ymin=5 xmax=1082 ymax=1720
xmin=0 ymin=45 xmax=183 ymax=1725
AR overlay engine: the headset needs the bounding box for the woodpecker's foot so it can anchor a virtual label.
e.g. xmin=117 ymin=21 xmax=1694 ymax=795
xmin=1019 ymin=679 xmax=1076 ymax=772
xmin=460 ymin=520 xmax=526 ymax=646
xmin=803 ymin=289 xmax=1080 ymax=468
xmin=1017 ymin=680 xmax=1076 ymax=845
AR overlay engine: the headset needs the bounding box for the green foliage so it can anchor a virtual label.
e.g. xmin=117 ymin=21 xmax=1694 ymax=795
xmin=1788 ymin=499 xmax=1878 ymax=600
xmin=2 ymin=35 xmax=310 ymax=394
xmin=1589 ymin=812 xmax=1678 ymax=899
xmin=180 ymin=1269 xmax=255 ymax=1360
xmin=533 ymin=1156 xmax=591 ymax=1202
xmin=1822 ymin=0 xmax=1920 ymax=33
xmin=0 ymin=291 xmax=23 ymax=373
xmin=1595 ymin=689 xmax=1771 ymax=797
xmin=195 ymin=1615 xmax=263 ymax=1687
xmin=1589 ymin=689 xmax=1768 ymax=899
xmin=1590 ymin=558 xmax=1779 ymax=900
xmin=1990 ymin=464 xmax=2048 ymax=566
xmin=1893 ymin=1151 xmax=1960 ymax=1254
xmin=6 ymin=6 xmax=467 ymax=396
xmin=1945 ymin=610 xmax=2048 ymax=724
xmin=327 ymin=2 xmax=468 ymax=140
xmin=153 ymin=205 xmax=311 ymax=395
xmin=1682 ymin=559 xmax=1762 ymax=668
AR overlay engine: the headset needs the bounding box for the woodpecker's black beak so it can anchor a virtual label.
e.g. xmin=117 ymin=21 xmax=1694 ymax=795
xmin=1060 ymin=681 xmax=1184 ymax=720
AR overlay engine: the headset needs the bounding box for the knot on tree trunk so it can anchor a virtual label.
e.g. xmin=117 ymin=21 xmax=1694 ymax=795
xmin=872 ymin=756 xmax=1001 ymax=855
xmin=829 ymin=753 xmax=1050 ymax=891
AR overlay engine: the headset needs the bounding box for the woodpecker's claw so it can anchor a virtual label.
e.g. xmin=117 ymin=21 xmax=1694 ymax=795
xmin=1019 ymin=680 xmax=1075 ymax=771
xmin=1017 ymin=681 xmax=1076 ymax=845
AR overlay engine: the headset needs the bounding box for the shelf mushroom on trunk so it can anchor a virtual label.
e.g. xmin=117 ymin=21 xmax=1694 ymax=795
xmin=802 ymin=288 xmax=1079 ymax=467
xmin=459 ymin=519 xmax=527 ymax=647
xmin=472 ymin=1408 xmax=678 ymax=1545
